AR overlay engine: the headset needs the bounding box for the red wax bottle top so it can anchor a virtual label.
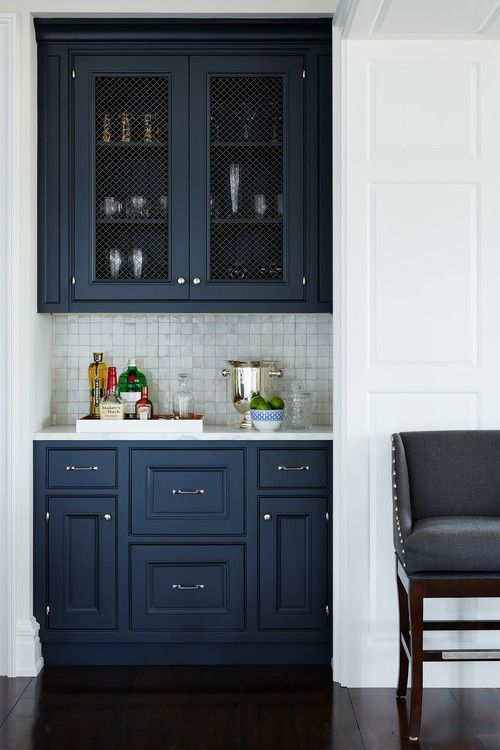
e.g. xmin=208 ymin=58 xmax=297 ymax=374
xmin=107 ymin=367 xmax=117 ymax=391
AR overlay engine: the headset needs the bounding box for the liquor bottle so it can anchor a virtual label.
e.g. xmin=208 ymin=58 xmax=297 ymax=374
xmin=88 ymin=353 xmax=107 ymax=418
xmin=118 ymin=358 xmax=147 ymax=419
xmin=135 ymin=386 xmax=153 ymax=420
xmin=99 ymin=367 xmax=124 ymax=420
xmin=121 ymin=113 xmax=131 ymax=142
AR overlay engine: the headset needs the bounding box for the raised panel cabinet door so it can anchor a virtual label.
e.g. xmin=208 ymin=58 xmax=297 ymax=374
xmin=190 ymin=55 xmax=305 ymax=302
xmin=47 ymin=497 xmax=116 ymax=629
xmin=130 ymin=448 xmax=245 ymax=535
xmin=259 ymin=497 xmax=328 ymax=630
xmin=73 ymin=55 xmax=189 ymax=304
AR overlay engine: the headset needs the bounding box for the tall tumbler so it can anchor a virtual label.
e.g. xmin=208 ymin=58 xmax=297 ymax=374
xmin=229 ymin=162 xmax=240 ymax=216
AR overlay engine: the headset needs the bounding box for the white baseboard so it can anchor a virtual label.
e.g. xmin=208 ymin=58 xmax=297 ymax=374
xmin=15 ymin=617 xmax=44 ymax=677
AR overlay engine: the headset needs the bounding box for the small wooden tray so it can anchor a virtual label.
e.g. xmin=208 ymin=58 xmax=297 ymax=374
xmin=76 ymin=414 xmax=204 ymax=433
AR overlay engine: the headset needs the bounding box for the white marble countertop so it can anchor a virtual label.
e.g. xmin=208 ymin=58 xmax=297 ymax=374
xmin=33 ymin=425 xmax=334 ymax=441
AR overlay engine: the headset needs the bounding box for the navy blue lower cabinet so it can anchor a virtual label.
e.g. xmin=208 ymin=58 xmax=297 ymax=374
xmin=34 ymin=440 xmax=332 ymax=664
xmin=259 ymin=497 xmax=328 ymax=630
xmin=130 ymin=544 xmax=245 ymax=631
xmin=131 ymin=449 xmax=245 ymax=535
xmin=47 ymin=497 xmax=117 ymax=630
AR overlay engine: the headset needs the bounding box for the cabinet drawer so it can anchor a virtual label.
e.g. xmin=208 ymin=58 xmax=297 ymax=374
xmin=131 ymin=449 xmax=244 ymax=535
xmin=47 ymin=449 xmax=117 ymax=489
xmin=258 ymin=449 xmax=328 ymax=489
xmin=130 ymin=545 xmax=245 ymax=631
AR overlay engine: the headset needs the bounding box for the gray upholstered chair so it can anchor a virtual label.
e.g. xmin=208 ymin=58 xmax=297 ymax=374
xmin=392 ymin=431 xmax=500 ymax=741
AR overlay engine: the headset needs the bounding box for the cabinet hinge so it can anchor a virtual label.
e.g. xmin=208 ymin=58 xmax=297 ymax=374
xmin=71 ymin=276 xmax=76 ymax=286
xmin=325 ymin=605 xmax=329 ymax=616
xmin=45 ymin=512 xmax=49 ymax=521
xmin=72 ymin=69 xmax=75 ymax=79
xmin=325 ymin=511 xmax=329 ymax=522
xmin=46 ymin=605 xmax=50 ymax=616
xmin=302 ymin=275 xmax=307 ymax=286
xmin=302 ymin=69 xmax=306 ymax=79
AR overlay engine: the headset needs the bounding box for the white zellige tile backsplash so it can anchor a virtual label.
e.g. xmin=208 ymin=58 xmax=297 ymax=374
xmin=52 ymin=313 xmax=333 ymax=426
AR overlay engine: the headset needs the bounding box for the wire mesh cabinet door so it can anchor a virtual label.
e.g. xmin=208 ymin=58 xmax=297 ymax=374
xmin=189 ymin=56 xmax=305 ymax=302
xmin=73 ymin=55 xmax=189 ymax=305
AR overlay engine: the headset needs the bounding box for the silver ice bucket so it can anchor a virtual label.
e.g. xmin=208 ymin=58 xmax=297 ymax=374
xmin=222 ymin=360 xmax=283 ymax=429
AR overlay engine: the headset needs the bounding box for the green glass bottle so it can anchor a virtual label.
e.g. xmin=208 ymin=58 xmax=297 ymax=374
xmin=118 ymin=358 xmax=147 ymax=419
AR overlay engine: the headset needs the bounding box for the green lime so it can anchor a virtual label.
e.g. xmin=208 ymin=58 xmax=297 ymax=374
xmin=269 ymin=396 xmax=284 ymax=410
xmin=255 ymin=402 xmax=269 ymax=410
xmin=250 ymin=395 xmax=265 ymax=409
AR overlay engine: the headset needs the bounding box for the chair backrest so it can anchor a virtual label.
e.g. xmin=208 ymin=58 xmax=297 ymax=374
xmin=399 ymin=430 xmax=500 ymax=520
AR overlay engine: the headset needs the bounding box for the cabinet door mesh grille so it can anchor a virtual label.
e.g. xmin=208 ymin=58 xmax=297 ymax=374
xmin=94 ymin=76 xmax=169 ymax=281
xmin=209 ymin=76 xmax=285 ymax=282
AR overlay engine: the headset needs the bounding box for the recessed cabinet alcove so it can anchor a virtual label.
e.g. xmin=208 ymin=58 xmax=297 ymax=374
xmin=36 ymin=19 xmax=332 ymax=313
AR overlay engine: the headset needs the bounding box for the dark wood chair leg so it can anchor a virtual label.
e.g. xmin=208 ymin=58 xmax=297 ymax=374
xmin=409 ymin=581 xmax=424 ymax=741
xmin=396 ymin=569 xmax=409 ymax=698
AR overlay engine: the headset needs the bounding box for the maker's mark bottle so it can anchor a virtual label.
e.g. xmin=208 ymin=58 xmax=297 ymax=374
xmin=99 ymin=367 xmax=124 ymax=420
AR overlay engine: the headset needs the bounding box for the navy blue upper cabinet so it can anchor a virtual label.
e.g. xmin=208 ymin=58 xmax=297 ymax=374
xmin=73 ymin=55 xmax=189 ymax=305
xmin=35 ymin=19 xmax=332 ymax=313
xmin=189 ymin=56 xmax=304 ymax=303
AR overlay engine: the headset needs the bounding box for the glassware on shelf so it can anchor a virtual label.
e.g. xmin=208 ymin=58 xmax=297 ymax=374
xmin=154 ymin=124 xmax=165 ymax=142
xmin=173 ymin=373 xmax=195 ymax=419
xmin=109 ymin=247 xmax=123 ymax=279
xmin=210 ymin=195 xmax=219 ymax=219
xmin=254 ymin=194 xmax=268 ymax=217
xmin=101 ymin=196 xmax=123 ymax=218
xmin=276 ymin=193 xmax=284 ymax=217
xmin=238 ymin=104 xmax=257 ymax=140
xmin=270 ymin=103 xmax=282 ymax=142
xmin=126 ymin=195 xmax=149 ymax=218
xmin=210 ymin=113 xmax=220 ymax=140
xmin=159 ymin=195 xmax=168 ymax=215
xmin=284 ymin=382 xmax=313 ymax=431
xmin=130 ymin=247 xmax=144 ymax=279
xmin=102 ymin=113 xmax=112 ymax=143
xmin=143 ymin=113 xmax=153 ymax=142
xmin=229 ymin=163 xmax=240 ymax=216
xmin=121 ymin=113 xmax=131 ymax=142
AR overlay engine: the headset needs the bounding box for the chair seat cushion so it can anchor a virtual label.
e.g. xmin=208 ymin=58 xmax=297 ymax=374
xmin=404 ymin=517 xmax=500 ymax=573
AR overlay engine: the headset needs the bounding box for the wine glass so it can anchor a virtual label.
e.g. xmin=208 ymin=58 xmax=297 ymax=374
xmin=229 ymin=163 xmax=240 ymax=216
xmin=238 ymin=104 xmax=256 ymax=141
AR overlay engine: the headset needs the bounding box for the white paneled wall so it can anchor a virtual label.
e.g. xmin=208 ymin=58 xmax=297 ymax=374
xmin=339 ymin=40 xmax=500 ymax=687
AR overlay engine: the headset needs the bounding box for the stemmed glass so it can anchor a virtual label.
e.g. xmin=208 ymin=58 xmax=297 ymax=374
xmin=238 ymin=104 xmax=256 ymax=141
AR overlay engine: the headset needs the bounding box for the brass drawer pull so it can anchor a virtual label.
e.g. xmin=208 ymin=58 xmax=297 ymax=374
xmin=172 ymin=584 xmax=205 ymax=591
xmin=66 ymin=465 xmax=98 ymax=471
xmin=172 ymin=488 xmax=205 ymax=495
xmin=277 ymin=465 xmax=310 ymax=472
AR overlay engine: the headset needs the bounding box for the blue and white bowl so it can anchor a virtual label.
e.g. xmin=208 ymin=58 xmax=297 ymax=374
xmin=250 ymin=409 xmax=284 ymax=432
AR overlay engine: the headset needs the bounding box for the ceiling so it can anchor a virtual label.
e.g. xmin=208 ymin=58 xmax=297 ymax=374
xmin=344 ymin=0 xmax=500 ymax=38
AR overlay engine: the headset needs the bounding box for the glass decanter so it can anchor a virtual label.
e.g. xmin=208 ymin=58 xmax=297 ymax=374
xmin=173 ymin=373 xmax=195 ymax=419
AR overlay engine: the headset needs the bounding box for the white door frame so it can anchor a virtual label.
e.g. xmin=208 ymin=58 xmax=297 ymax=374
xmin=0 ymin=13 xmax=18 ymax=678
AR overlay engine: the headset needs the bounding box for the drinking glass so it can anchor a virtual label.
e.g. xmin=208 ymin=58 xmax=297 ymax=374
xmin=276 ymin=193 xmax=284 ymax=217
xmin=229 ymin=163 xmax=240 ymax=216
xmin=130 ymin=247 xmax=144 ymax=279
xmin=284 ymin=382 xmax=313 ymax=431
xmin=254 ymin=194 xmax=268 ymax=217
xmin=102 ymin=197 xmax=122 ymax=218
xmin=238 ymin=104 xmax=256 ymax=140
xmin=159 ymin=195 xmax=168 ymax=216
xmin=126 ymin=195 xmax=149 ymax=218
xmin=109 ymin=248 xmax=122 ymax=279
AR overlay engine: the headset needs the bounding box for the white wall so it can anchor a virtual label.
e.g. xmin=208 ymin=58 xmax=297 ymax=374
xmin=338 ymin=39 xmax=500 ymax=687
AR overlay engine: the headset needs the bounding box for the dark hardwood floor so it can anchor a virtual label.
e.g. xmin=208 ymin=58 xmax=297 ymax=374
xmin=1 ymin=666 xmax=500 ymax=749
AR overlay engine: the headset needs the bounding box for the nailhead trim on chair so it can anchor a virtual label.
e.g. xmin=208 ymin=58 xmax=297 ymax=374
xmin=392 ymin=435 xmax=406 ymax=568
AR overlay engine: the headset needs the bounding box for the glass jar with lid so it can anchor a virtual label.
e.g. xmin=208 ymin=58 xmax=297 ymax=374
xmin=173 ymin=373 xmax=195 ymax=419
xmin=284 ymin=382 xmax=312 ymax=431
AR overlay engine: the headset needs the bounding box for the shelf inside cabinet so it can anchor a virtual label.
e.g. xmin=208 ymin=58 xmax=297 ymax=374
xmin=96 ymin=218 xmax=168 ymax=225
xmin=95 ymin=141 xmax=166 ymax=149
xmin=210 ymin=218 xmax=282 ymax=225
xmin=211 ymin=140 xmax=281 ymax=148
